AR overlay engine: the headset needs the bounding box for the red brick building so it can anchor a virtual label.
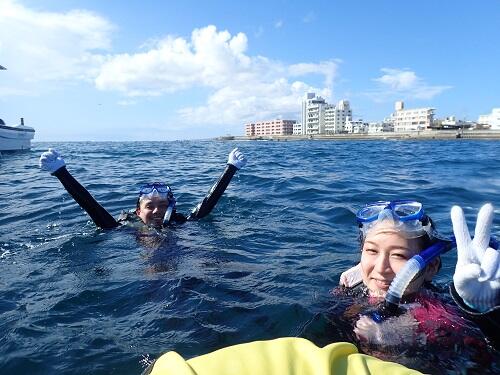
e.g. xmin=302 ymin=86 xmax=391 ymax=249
xmin=245 ymin=119 xmax=296 ymax=136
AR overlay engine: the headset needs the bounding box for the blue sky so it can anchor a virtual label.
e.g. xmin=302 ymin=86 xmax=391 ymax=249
xmin=0 ymin=0 xmax=499 ymax=141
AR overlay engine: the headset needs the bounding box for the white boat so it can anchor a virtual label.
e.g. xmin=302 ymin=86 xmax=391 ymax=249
xmin=0 ymin=118 xmax=35 ymax=151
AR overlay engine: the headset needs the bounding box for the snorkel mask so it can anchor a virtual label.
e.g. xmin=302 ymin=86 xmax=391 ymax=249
xmin=138 ymin=182 xmax=176 ymax=225
xmin=357 ymin=200 xmax=435 ymax=240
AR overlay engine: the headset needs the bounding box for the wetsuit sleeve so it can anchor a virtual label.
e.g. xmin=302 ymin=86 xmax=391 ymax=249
xmin=449 ymin=282 xmax=500 ymax=349
xmin=171 ymin=211 xmax=187 ymax=224
xmin=187 ymin=164 xmax=238 ymax=220
xmin=52 ymin=167 xmax=119 ymax=229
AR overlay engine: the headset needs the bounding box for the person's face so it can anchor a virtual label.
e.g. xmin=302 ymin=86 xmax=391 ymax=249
xmin=136 ymin=196 xmax=169 ymax=227
xmin=360 ymin=221 xmax=434 ymax=297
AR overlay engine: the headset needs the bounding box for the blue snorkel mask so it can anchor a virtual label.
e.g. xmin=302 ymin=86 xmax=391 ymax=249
xmin=357 ymin=200 xmax=434 ymax=240
xmin=138 ymin=182 xmax=176 ymax=225
xmin=357 ymin=200 xmax=424 ymax=223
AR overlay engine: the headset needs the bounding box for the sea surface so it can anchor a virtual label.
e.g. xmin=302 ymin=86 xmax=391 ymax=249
xmin=1 ymin=140 xmax=499 ymax=374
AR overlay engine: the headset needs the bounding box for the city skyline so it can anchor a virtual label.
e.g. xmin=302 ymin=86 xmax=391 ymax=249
xmin=0 ymin=0 xmax=499 ymax=141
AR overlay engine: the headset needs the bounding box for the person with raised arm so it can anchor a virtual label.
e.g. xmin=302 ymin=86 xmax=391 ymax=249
xmin=39 ymin=148 xmax=247 ymax=229
xmin=449 ymin=203 xmax=499 ymax=347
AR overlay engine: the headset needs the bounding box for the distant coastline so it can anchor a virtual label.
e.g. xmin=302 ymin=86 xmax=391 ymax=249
xmin=216 ymin=130 xmax=500 ymax=141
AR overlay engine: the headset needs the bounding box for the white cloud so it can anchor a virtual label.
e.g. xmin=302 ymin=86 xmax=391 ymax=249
xmin=178 ymin=81 xmax=331 ymax=125
xmin=0 ymin=2 xmax=339 ymax=128
xmin=367 ymin=68 xmax=452 ymax=101
xmin=0 ymin=0 xmax=114 ymax=85
xmin=375 ymin=68 xmax=419 ymax=90
xmin=95 ymin=26 xmax=253 ymax=96
xmin=289 ymin=61 xmax=339 ymax=87
xmin=274 ymin=20 xmax=283 ymax=29
xmin=96 ymin=25 xmax=339 ymax=125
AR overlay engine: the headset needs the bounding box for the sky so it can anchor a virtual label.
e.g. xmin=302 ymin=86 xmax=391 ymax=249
xmin=0 ymin=0 xmax=499 ymax=141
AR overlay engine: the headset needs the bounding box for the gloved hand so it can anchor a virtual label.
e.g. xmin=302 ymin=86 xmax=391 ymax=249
xmin=39 ymin=148 xmax=66 ymax=173
xmin=354 ymin=313 xmax=422 ymax=346
xmin=451 ymin=203 xmax=500 ymax=312
xmin=339 ymin=264 xmax=363 ymax=287
xmin=227 ymin=147 xmax=247 ymax=169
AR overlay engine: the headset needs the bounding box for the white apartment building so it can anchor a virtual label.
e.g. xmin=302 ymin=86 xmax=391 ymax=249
xmin=301 ymin=93 xmax=351 ymax=135
xmin=390 ymin=101 xmax=435 ymax=132
xmin=367 ymin=122 xmax=394 ymax=133
xmin=293 ymin=122 xmax=302 ymax=135
xmin=345 ymin=118 xmax=368 ymax=134
xmin=478 ymin=108 xmax=500 ymax=130
xmin=302 ymin=93 xmax=327 ymax=134
xmin=245 ymin=119 xmax=296 ymax=136
xmin=325 ymin=100 xmax=352 ymax=134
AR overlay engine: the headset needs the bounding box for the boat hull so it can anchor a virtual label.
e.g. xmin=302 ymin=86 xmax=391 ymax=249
xmin=0 ymin=124 xmax=35 ymax=151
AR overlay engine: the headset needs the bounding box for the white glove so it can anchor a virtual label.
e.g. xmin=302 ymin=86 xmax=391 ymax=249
xmin=39 ymin=148 xmax=66 ymax=173
xmin=227 ymin=147 xmax=247 ymax=169
xmin=339 ymin=264 xmax=363 ymax=287
xmin=451 ymin=203 xmax=500 ymax=312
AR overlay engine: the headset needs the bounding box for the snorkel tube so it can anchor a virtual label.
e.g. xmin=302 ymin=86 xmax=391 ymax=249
xmin=380 ymin=238 xmax=455 ymax=318
xmin=162 ymin=199 xmax=176 ymax=226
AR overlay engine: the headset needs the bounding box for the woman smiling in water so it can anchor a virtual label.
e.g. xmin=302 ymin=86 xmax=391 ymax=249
xmin=336 ymin=201 xmax=499 ymax=371
xmin=143 ymin=203 xmax=498 ymax=374
xmin=355 ymin=201 xmax=440 ymax=298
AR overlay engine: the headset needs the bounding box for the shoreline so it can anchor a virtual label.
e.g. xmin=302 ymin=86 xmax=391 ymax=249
xmin=216 ymin=130 xmax=500 ymax=141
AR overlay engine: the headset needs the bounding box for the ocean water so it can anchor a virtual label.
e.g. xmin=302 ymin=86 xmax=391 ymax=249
xmin=1 ymin=140 xmax=499 ymax=374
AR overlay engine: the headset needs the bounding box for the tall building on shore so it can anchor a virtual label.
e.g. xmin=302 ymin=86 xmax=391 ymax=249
xmin=389 ymin=101 xmax=435 ymax=132
xmin=478 ymin=108 xmax=500 ymax=130
xmin=301 ymin=93 xmax=351 ymax=135
xmin=245 ymin=119 xmax=296 ymax=136
xmin=325 ymin=100 xmax=352 ymax=134
xmin=302 ymin=93 xmax=326 ymax=134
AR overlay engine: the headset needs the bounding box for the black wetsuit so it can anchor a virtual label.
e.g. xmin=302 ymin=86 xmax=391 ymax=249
xmin=51 ymin=163 xmax=240 ymax=229
xmin=449 ymin=283 xmax=500 ymax=349
xmin=339 ymin=280 xmax=500 ymax=349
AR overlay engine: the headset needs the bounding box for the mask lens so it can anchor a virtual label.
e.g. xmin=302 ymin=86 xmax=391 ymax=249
xmin=392 ymin=202 xmax=422 ymax=220
xmin=357 ymin=203 xmax=389 ymax=222
xmin=139 ymin=183 xmax=170 ymax=195
xmin=154 ymin=184 xmax=170 ymax=193
xmin=139 ymin=184 xmax=154 ymax=195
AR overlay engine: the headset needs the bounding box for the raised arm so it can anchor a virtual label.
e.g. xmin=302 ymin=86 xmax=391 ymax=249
xmin=188 ymin=148 xmax=247 ymax=220
xmin=449 ymin=203 xmax=499 ymax=348
xmin=39 ymin=149 xmax=119 ymax=229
